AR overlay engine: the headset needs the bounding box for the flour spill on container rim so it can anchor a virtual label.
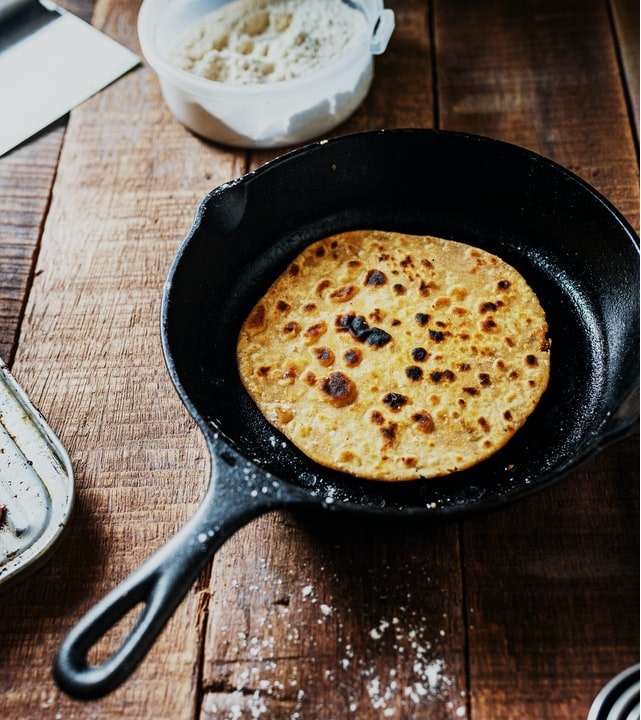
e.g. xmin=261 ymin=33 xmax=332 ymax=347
xmin=203 ymin=556 xmax=467 ymax=719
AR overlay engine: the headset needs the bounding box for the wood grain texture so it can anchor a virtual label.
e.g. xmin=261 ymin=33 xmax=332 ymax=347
xmin=433 ymin=0 xmax=639 ymax=717
xmin=435 ymin=0 xmax=639 ymax=229
xmin=0 ymin=0 xmax=244 ymax=717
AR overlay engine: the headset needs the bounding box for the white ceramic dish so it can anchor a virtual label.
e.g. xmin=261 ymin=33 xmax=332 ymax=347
xmin=138 ymin=0 xmax=394 ymax=148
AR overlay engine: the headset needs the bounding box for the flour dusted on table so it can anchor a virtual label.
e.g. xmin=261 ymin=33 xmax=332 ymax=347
xmin=170 ymin=0 xmax=368 ymax=84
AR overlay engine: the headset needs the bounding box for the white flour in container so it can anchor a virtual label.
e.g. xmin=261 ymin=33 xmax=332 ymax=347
xmin=169 ymin=0 xmax=368 ymax=84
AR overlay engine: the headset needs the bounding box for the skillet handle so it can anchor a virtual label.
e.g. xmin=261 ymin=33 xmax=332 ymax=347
xmin=53 ymin=452 xmax=282 ymax=700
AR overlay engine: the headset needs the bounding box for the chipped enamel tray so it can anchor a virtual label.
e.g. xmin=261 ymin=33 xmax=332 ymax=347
xmin=0 ymin=358 xmax=74 ymax=589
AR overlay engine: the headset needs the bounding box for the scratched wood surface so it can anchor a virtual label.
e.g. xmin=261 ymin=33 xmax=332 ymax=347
xmin=0 ymin=1 xmax=638 ymax=719
xmin=434 ymin=1 xmax=639 ymax=718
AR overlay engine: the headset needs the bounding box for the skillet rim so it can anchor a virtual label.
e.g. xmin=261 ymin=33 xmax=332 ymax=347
xmin=160 ymin=128 xmax=640 ymax=518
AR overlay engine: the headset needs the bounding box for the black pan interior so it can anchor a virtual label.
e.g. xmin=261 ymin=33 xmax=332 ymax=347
xmin=162 ymin=130 xmax=639 ymax=515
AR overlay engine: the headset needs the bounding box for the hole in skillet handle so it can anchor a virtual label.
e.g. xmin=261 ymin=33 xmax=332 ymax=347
xmin=52 ymin=438 xmax=310 ymax=700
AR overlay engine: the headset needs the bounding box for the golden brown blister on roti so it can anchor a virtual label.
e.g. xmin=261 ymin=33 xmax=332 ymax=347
xmin=237 ymin=230 xmax=550 ymax=481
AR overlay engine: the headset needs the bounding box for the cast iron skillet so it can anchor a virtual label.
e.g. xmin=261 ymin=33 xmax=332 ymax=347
xmin=54 ymin=129 xmax=639 ymax=699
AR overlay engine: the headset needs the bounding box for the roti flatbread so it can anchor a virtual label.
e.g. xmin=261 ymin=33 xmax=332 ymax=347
xmin=237 ymin=230 xmax=550 ymax=481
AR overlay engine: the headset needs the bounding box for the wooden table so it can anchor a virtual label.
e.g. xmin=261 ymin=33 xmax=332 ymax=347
xmin=1 ymin=1 xmax=638 ymax=718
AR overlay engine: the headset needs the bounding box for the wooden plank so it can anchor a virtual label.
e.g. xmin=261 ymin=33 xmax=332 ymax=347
xmin=0 ymin=0 xmax=95 ymax=364
xmin=435 ymin=0 xmax=639 ymax=229
xmin=464 ymin=440 xmax=639 ymax=720
xmin=433 ymin=0 xmax=640 ymax=717
xmin=610 ymin=0 xmax=640 ymax=137
xmin=0 ymin=0 xmax=246 ymax=717
xmin=202 ymin=515 xmax=468 ymax=719
xmin=200 ymin=3 xmax=470 ymax=718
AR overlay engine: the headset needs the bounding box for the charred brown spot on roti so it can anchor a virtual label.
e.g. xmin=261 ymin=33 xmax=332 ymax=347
xmin=274 ymin=407 xmax=294 ymax=424
xmin=257 ymin=366 xmax=271 ymax=377
xmin=280 ymin=365 xmax=298 ymax=384
xmin=369 ymin=308 xmax=384 ymax=322
xmin=329 ymin=284 xmax=359 ymax=303
xmin=430 ymin=369 xmax=455 ymax=383
xmin=458 ymin=363 xmax=471 ymax=372
xmin=463 ymin=387 xmax=479 ymax=396
xmin=303 ymin=321 xmax=327 ymax=343
xmin=478 ymin=417 xmax=490 ymax=432
xmin=400 ymin=255 xmax=414 ymax=268
xmin=412 ymin=412 xmax=435 ymax=433
xmin=405 ymin=366 xmax=423 ymax=381
xmin=525 ymin=354 xmax=538 ymax=366
xmin=505 ymin=336 xmax=515 ymax=347
xmin=304 ymin=371 xmax=317 ymax=386
xmin=320 ymin=372 xmax=357 ymax=407
xmin=288 ymin=263 xmax=300 ymax=276
xmin=482 ymin=318 xmax=497 ymax=332
xmin=364 ymin=269 xmax=387 ymax=286
xmin=315 ymin=279 xmax=331 ymax=297
xmin=380 ymin=422 xmax=398 ymax=446
xmin=330 ymin=240 xmax=339 ymax=249
xmin=282 ymin=320 xmax=301 ymax=337
xmin=479 ymin=373 xmax=492 ymax=386
xmin=419 ymin=281 xmax=435 ymax=296
xmin=480 ymin=301 xmax=498 ymax=313
xmin=302 ymin=302 xmax=317 ymax=313
xmin=382 ymin=392 xmax=408 ymax=411
xmin=276 ymin=300 xmax=290 ymax=313
xmin=247 ymin=304 xmax=267 ymax=330
xmin=335 ymin=313 xmax=391 ymax=348
xmin=504 ymin=410 xmax=513 ymax=420
xmin=434 ymin=297 xmax=451 ymax=309
xmin=370 ymin=410 xmax=385 ymax=425
xmin=391 ymin=319 xmax=401 ymax=326
xmin=429 ymin=329 xmax=445 ymax=342
xmin=393 ymin=283 xmax=406 ymax=295
xmin=313 ymin=347 xmax=334 ymax=366
xmin=415 ymin=312 xmax=430 ymax=326
xmin=497 ymin=280 xmax=511 ymax=290
xmin=338 ymin=450 xmax=357 ymax=463
xmin=344 ymin=348 xmax=362 ymax=367
xmin=411 ymin=347 xmax=428 ymax=362
xmin=314 ymin=246 xmax=326 ymax=258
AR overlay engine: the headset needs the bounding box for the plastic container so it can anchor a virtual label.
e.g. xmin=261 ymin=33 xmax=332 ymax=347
xmin=137 ymin=0 xmax=394 ymax=148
